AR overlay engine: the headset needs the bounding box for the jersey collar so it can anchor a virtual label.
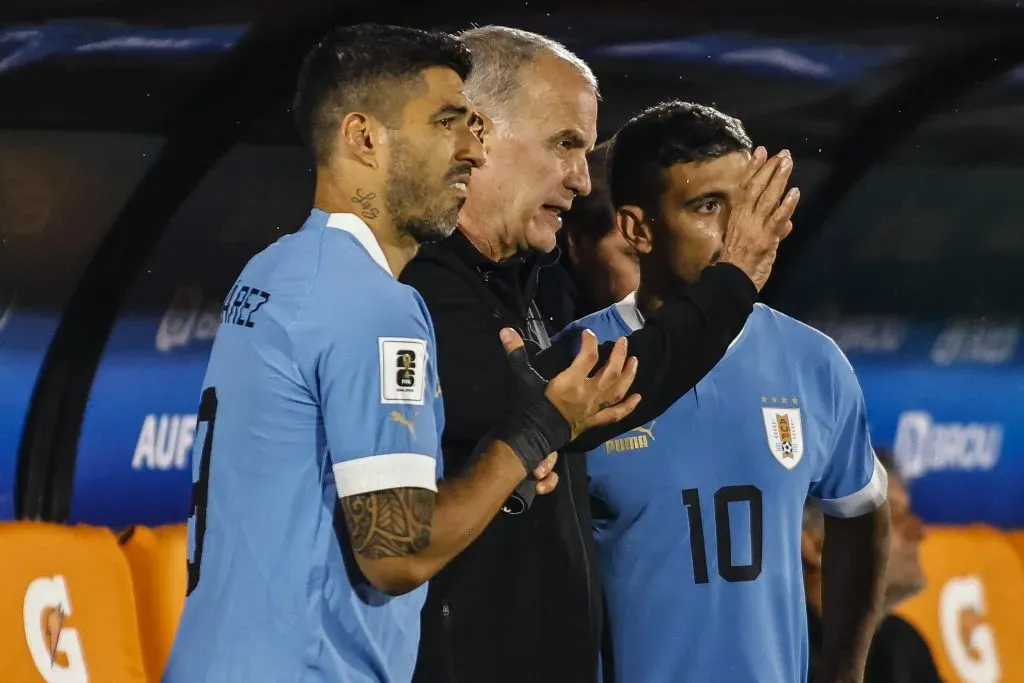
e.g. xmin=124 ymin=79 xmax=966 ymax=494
xmin=614 ymin=291 xmax=646 ymax=331
xmin=324 ymin=212 xmax=393 ymax=277
xmin=616 ymin=290 xmax=750 ymax=351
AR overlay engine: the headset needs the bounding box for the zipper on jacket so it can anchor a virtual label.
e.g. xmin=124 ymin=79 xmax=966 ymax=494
xmin=561 ymin=463 xmax=593 ymax=651
xmin=440 ymin=599 xmax=459 ymax=683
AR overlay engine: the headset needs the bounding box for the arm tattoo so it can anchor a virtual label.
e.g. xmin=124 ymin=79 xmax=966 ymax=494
xmin=341 ymin=487 xmax=435 ymax=559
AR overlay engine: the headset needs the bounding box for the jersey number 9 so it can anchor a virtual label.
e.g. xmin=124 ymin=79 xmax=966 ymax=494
xmin=186 ymin=386 xmax=218 ymax=596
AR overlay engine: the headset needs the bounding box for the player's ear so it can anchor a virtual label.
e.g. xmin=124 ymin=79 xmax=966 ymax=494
xmin=800 ymin=529 xmax=824 ymax=570
xmin=617 ymin=205 xmax=652 ymax=256
xmin=339 ymin=111 xmax=382 ymax=169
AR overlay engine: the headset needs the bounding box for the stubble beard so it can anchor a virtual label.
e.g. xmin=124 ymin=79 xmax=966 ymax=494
xmin=385 ymin=137 xmax=461 ymax=245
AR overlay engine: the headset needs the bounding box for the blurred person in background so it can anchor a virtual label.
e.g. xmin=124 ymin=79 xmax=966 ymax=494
xmin=539 ymin=139 xmax=639 ymax=318
xmin=399 ymin=26 xmax=798 ymax=683
xmin=804 ymin=447 xmax=942 ymax=683
xmin=556 ymin=100 xmax=886 ymax=683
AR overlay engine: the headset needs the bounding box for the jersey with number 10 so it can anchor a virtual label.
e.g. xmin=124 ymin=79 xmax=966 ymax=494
xmin=558 ymin=296 xmax=887 ymax=683
xmin=163 ymin=210 xmax=444 ymax=683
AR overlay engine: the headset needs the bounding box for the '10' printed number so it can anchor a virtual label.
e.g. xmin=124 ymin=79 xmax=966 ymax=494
xmin=681 ymin=485 xmax=763 ymax=583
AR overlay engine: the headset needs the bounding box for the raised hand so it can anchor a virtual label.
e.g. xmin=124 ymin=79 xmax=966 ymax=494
xmin=718 ymin=147 xmax=800 ymax=291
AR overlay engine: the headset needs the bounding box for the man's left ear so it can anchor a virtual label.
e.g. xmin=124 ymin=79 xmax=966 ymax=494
xmin=339 ymin=111 xmax=385 ymax=169
xmin=616 ymin=205 xmax=653 ymax=256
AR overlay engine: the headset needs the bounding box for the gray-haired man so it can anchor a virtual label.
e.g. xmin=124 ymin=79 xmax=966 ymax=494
xmin=400 ymin=26 xmax=798 ymax=682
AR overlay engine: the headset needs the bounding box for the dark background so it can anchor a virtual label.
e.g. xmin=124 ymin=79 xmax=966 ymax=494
xmin=2 ymin=0 xmax=1022 ymax=526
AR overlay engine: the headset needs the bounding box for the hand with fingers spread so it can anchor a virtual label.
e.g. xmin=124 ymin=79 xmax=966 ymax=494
xmin=543 ymin=329 xmax=641 ymax=439
xmin=718 ymin=146 xmax=801 ymax=291
xmin=492 ymin=327 xmax=640 ymax=492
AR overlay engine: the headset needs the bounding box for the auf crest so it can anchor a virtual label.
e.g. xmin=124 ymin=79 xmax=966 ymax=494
xmin=761 ymin=404 xmax=804 ymax=470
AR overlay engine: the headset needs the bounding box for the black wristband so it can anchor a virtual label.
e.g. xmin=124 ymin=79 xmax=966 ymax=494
xmin=463 ymin=434 xmax=542 ymax=512
xmin=492 ymin=395 xmax=571 ymax=474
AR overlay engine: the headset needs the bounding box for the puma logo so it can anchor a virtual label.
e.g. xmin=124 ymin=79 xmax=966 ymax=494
xmin=634 ymin=421 xmax=656 ymax=441
xmin=605 ymin=420 xmax=656 ymax=455
xmin=390 ymin=411 xmax=416 ymax=439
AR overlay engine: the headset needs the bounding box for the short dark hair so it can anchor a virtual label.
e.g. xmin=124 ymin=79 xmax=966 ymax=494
xmin=609 ymin=100 xmax=752 ymax=212
xmin=293 ymin=23 xmax=472 ymax=164
xmin=560 ymin=139 xmax=616 ymax=247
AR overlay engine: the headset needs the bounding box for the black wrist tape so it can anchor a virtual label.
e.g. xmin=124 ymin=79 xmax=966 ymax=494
xmin=492 ymin=395 xmax=571 ymax=475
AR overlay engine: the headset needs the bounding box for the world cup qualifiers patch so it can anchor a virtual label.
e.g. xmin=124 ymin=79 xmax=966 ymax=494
xmin=379 ymin=337 xmax=428 ymax=405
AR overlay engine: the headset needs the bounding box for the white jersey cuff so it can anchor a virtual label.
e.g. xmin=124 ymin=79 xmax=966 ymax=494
xmin=816 ymin=453 xmax=889 ymax=518
xmin=333 ymin=452 xmax=437 ymax=498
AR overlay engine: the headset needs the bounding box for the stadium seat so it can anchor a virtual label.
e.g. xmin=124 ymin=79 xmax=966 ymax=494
xmin=119 ymin=524 xmax=188 ymax=681
xmin=0 ymin=521 xmax=147 ymax=682
xmin=895 ymin=525 xmax=1024 ymax=683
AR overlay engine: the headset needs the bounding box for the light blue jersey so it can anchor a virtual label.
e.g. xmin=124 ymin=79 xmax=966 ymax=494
xmin=559 ymin=295 xmax=887 ymax=683
xmin=164 ymin=210 xmax=444 ymax=683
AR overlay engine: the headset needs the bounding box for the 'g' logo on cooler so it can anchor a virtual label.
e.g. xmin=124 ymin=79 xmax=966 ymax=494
xmin=939 ymin=575 xmax=1001 ymax=683
xmin=23 ymin=575 xmax=89 ymax=683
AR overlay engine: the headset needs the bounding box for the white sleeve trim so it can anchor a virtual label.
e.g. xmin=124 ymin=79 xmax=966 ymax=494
xmin=816 ymin=453 xmax=889 ymax=518
xmin=333 ymin=452 xmax=437 ymax=498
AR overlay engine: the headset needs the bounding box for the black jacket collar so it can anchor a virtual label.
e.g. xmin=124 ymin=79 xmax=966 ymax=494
xmin=422 ymin=227 xmax=560 ymax=299
xmin=436 ymin=227 xmax=558 ymax=270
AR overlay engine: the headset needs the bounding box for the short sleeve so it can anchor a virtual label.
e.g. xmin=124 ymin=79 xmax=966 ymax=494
xmin=809 ymin=342 xmax=888 ymax=517
xmin=292 ymin=279 xmax=442 ymax=499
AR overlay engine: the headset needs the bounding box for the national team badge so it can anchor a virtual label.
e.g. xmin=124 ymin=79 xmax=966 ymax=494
xmin=762 ymin=403 xmax=804 ymax=470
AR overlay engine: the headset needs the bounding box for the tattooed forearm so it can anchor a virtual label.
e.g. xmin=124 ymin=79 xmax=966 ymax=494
xmin=341 ymin=487 xmax=435 ymax=559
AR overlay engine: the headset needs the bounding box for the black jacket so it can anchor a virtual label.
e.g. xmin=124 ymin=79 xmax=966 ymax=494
xmin=400 ymin=229 xmax=757 ymax=683
xmin=808 ymin=607 xmax=944 ymax=683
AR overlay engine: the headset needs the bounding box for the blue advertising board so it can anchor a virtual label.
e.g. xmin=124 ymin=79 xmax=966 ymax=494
xmin=71 ymin=306 xmax=1024 ymax=529
xmin=69 ymin=143 xmax=311 ymax=528
xmin=0 ymin=129 xmax=167 ymax=523
xmin=817 ymin=316 xmax=1024 ymax=527
xmin=72 ymin=285 xmax=220 ymax=527
xmin=0 ymin=296 xmax=61 ymax=520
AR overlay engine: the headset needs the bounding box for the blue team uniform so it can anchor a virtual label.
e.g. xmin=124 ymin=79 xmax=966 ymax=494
xmin=164 ymin=210 xmax=444 ymax=683
xmin=558 ymin=294 xmax=887 ymax=683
